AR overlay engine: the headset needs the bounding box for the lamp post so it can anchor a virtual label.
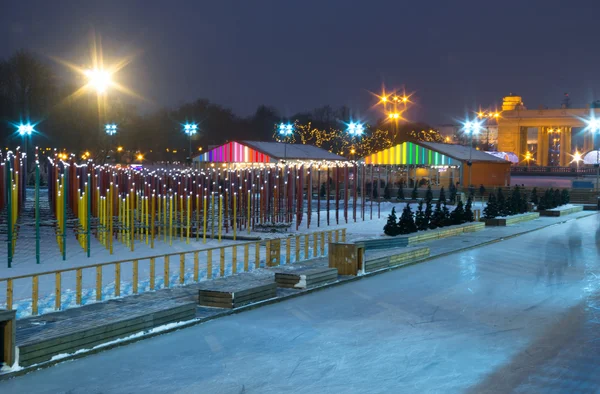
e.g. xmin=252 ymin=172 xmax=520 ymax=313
xmin=17 ymin=123 xmax=34 ymax=157
xmin=278 ymin=123 xmax=294 ymax=162
xmin=183 ymin=123 xmax=198 ymax=164
xmin=586 ymin=118 xmax=600 ymax=191
xmin=462 ymin=120 xmax=482 ymax=188
xmin=105 ymin=123 xmax=117 ymax=160
xmin=347 ymin=122 xmax=364 ymax=159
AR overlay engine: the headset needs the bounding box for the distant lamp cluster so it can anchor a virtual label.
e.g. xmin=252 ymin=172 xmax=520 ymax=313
xmin=347 ymin=122 xmax=364 ymax=137
xmin=278 ymin=123 xmax=294 ymax=137
xmin=17 ymin=123 xmax=35 ymax=136
xmin=105 ymin=123 xmax=117 ymax=135
xmin=184 ymin=123 xmax=198 ymax=136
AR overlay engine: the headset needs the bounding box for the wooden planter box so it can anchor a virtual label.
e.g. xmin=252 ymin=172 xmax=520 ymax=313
xmin=538 ymin=205 xmax=584 ymax=217
xmin=274 ymin=267 xmax=338 ymax=289
xmin=328 ymin=243 xmax=365 ymax=276
xmin=483 ymin=212 xmax=540 ymax=226
xmin=0 ymin=309 xmax=16 ymax=368
xmin=197 ymin=274 xmax=277 ymax=309
xmin=364 ymin=247 xmax=430 ymax=272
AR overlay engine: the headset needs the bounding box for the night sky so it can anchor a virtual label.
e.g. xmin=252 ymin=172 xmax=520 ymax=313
xmin=3 ymin=0 xmax=600 ymax=125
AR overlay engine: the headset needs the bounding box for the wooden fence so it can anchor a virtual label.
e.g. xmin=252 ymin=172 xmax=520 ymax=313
xmin=0 ymin=228 xmax=346 ymax=316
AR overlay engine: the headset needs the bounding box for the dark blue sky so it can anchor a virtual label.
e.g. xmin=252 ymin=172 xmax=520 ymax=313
xmin=3 ymin=0 xmax=600 ymax=124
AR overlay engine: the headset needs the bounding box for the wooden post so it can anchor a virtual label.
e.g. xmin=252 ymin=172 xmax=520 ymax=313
xmin=133 ymin=260 xmax=139 ymax=294
xmin=255 ymin=242 xmax=260 ymax=268
xmin=265 ymin=240 xmax=271 ymax=266
xmin=304 ymin=234 xmax=309 ymax=259
xmin=32 ymin=276 xmax=39 ymax=316
xmin=295 ymin=235 xmax=300 ymax=262
xmin=335 ymin=229 xmax=339 ymax=242
xmin=313 ymin=233 xmax=318 ymax=258
xmin=115 ymin=263 xmax=121 ymax=297
xmin=207 ymin=250 xmax=213 ymax=279
xmin=6 ymin=279 xmax=13 ymax=310
xmin=244 ymin=244 xmax=249 ymax=271
xmin=55 ymin=272 xmax=61 ymax=311
xmin=342 ymin=228 xmax=346 ymax=242
xmin=220 ymin=248 xmax=225 ymax=277
xmin=320 ymin=232 xmax=325 ymax=256
xmin=76 ymin=269 xmax=82 ymax=305
xmin=193 ymin=251 xmax=199 ymax=282
xmin=180 ymin=253 xmax=185 ymax=284
xmin=150 ymin=257 xmax=155 ymax=290
xmin=164 ymin=256 xmax=170 ymax=288
xmin=286 ymin=238 xmax=291 ymax=264
xmin=232 ymin=245 xmax=237 ymax=274
xmin=96 ymin=266 xmax=102 ymax=301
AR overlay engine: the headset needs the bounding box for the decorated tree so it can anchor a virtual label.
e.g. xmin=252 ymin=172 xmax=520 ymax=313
xmin=465 ymin=196 xmax=475 ymax=222
xmin=383 ymin=207 xmax=400 ymax=236
xmin=398 ymin=203 xmax=417 ymax=234
xmin=397 ymin=185 xmax=405 ymax=200
xmin=411 ymin=183 xmax=418 ymax=199
xmin=450 ymin=200 xmax=466 ymax=225
xmin=439 ymin=187 xmax=446 ymax=204
xmin=415 ymin=200 xmax=428 ymax=231
xmin=483 ymin=193 xmax=498 ymax=219
xmin=561 ymin=189 xmax=570 ymax=205
xmin=383 ymin=183 xmax=391 ymax=200
xmin=530 ymin=187 xmax=539 ymax=205
xmin=425 ymin=184 xmax=433 ymax=203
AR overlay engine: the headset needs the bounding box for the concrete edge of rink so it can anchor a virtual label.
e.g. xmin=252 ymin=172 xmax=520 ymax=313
xmin=0 ymin=211 xmax=596 ymax=382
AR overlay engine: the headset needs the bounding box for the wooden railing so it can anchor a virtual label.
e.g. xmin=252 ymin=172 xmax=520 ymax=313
xmin=0 ymin=228 xmax=346 ymax=316
xmin=511 ymin=166 xmax=598 ymax=175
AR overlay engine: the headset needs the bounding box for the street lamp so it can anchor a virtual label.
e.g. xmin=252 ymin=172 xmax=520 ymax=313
xmin=585 ymin=118 xmax=600 ymax=190
xmin=105 ymin=123 xmax=117 ymax=135
xmin=17 ymin=123 xmax=35 ymax=162
xmin=462 ymin=120 xmax=482 ymax=188
xmin=347 ymin=122 xmax=364 ymax=159
xmin=278 ymin=123 xmax=294 ymax=161
xmin=571 ymin=151 xmax=583 ymax=171
xmin=183 ymin=123 xmax=198 ymax=163
xmin=85 ymin=69 xmax=112 ymax=94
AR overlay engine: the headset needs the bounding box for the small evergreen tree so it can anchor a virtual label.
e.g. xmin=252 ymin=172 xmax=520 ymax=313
xmin=442 ymin=202 xmax=452 ymax=226
xmin=411 ymin=183 xmax=418 ymax=199
xmin=561 ymin=189 xmax=570 ymax=205
xmin=415 ymin=200 xmax=428 ymax=231
xmin=449 ymin=182 xmax=457 ymax=203
xmin=398 ymin=203 xmax=417 ymax=234
xmin=496 ymin=188 xmax=509 ymax=216
xmin=530 ymin=187 xmax=538 ymax=205
xmin=396 ymin=185 xmax=405 ymax=200
xmin=372 ymin=183 xmax=378 ymax=199
xmin=537 ymin=194 xmax=548 ymax=211
xmin=483 ymin=193 xmax=498 ymax=219
xmin=430 ymin=200 xmax=443 ymax=229
xmin=519 ymin=191 xmax=528 ymax=213
xmin=439 ymin=187 xmax=447 ymax=204
xmin=554 ymin=188 xmax=562 ymax=207
xmin=319 ymin=182 xmax=326 ymax=198
xmin=450 ymin=200 xmax=466 ymax=225
xmin=510 ymin=186 xmax=521 ymax=215
xmin=465 ymin=196 xmax=475 ymax=222
xmin=425 ymin=184 xmax=433 ymax=203
xmin=383 ymin=207 xmax=400 ymax=236
xmin=424 ymin=200 xmax=433 ymax=228
xmin=479 ymin=184 xmax=486 ymax=199
xmin=547 ymin=188 xmax=556 ymax=208
xmin=383 ymin=183 xmax=391 ymax=200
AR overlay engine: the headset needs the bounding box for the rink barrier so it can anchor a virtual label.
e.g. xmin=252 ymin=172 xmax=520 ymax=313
xmin=0 ymin=228 xmax=345 ymax=316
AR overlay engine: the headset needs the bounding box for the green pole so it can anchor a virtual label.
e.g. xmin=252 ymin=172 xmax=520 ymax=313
xmin=35 ymin=163 xmax=40 ymax=264
xmin=6 ymin=160 xmax=12 ymax=268
xmin=87 ymin=173 xmax=91 ymax=258
xmin=62 ymin=166 xmax=67 ymax=261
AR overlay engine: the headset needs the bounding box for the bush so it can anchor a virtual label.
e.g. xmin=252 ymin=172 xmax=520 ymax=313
xmin=465 ymin=196 xmax=475 ymax=222
xmin=398 ymin=203 xmax=417 ymax=234
xmin=424 ymin=200 xmax=433 ymax=228
xmin=411 ymin=183 xmax=418 ymax=199
xmin=383 ymin=183 xmax=391 ymax=200
xmin=483 ymin=193 xmax=498 ymax=219
xmin=383 ymin=207 xmax=400 ymax=236
xmin=415 ymin=200 xmax=428 ymax=231
xmin=450 ymin=200 xmax=466 ymax=225
xmin=425 ymin=184 xmax=433 ymax=203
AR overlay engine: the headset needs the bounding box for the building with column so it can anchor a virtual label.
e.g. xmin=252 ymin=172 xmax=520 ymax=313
xmin=497 ymin=95 xmax=600 ymax=166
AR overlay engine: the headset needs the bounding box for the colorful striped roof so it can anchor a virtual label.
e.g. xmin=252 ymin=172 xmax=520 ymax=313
xmin=362 ymin=141 xmax=457 ymax=166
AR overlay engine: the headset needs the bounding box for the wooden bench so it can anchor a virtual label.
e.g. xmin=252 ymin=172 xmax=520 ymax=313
xmin=538 ymin=205 xmax=584 ymax=217
xmin=197 ymin=274 xmax=277 ymax=309
xmin=273 ymin=266 xmax=338 ymax=289
xmin=0 ymin=309 xmax=16 ymax=368
xmin=365 ymin=247 xmax=430 ymax=273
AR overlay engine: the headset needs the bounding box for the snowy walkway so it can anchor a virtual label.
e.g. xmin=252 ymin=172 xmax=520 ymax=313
xmin=1 ymin=213 xmax=599 ymax=392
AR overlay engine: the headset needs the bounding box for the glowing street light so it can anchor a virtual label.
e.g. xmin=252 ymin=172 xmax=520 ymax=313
xmin=85 ymin=68 xmax=112 ymax=94
xmin=585 ymin=117 xmax=600 ymax=190
xmin=571 ymin=150 xmax=583 ymax=171
xmin=17 ymin=123 xmax=34 ymax=136
xmin=105 ymin=123 xmax=117 ymax=135
xmin=347 ymin=122 xmax=364 ymax=137
xmin=462 ymin=120 xmax=482 ymax=187
xmin=278 ymin=123 xmax=294 ymax=162
xmin=183 ymin=123 xmax=198 ymax=163
xmin=136 ymin=153 xmax=144 ymax=162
